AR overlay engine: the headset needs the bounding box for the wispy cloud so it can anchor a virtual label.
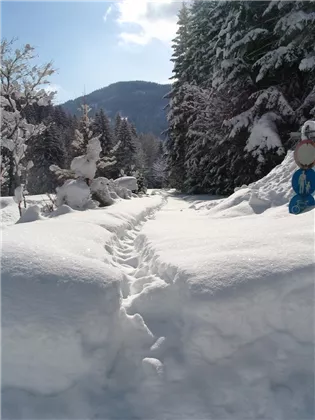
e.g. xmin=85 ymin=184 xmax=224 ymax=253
xmin=113 ymin=0 xmax=181 ymax=46
xmin=103 ymin=5 xmax=113 ymax=22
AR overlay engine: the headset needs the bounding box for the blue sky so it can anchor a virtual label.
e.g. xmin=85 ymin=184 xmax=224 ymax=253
xmin=1 ymin=1 xmax=180 ymax=103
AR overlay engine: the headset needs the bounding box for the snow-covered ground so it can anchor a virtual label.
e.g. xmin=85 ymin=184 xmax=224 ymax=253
xmin=1 ymin=152 xmax=314 ymax=419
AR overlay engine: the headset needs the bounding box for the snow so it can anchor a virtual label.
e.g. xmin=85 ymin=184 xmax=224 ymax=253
xmin=245 ymin=112 xmax=284 ymax=160
xmin=13 ymin=185 xmax=24 ymax=204
xmin=2 ymin=154 xmax=314 ymax=419
xmin=0 ymin=194 xmax=52 ymax=228
xmin=114 ymin=176 xmax=138 ymax=192
xmin=299 ymin=55 xmax=315 ymax=72
xmin=90 ymin=177 xmax=114 ymax=206
xmin=55 ymin=178 xmax=93 ymax=209
xmin=123 ymin=193 xmax=314 ymax=418
xmin=16 ymin=204 xmax=44 ymax=224
xmin=70 ymin=137 xmax=101 ymax=179
xmin=186 ymin=150 xmax=297 ymax=215
xmin=302 ymin=119 xmax=315 ymax=140
xmin=2 ymin=195 xmax=164 ymax=419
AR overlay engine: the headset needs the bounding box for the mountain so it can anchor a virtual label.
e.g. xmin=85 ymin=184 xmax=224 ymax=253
xmin=61 ymin=81 xmax=171 ymax=137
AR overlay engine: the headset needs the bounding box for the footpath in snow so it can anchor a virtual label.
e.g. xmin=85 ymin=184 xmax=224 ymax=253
xmin=1 ymin=152 xmax=314 ymax=419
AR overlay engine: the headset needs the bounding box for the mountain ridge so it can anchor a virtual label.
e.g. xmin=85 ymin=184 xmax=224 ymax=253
xmin=61 ymin=80 xmax=171 ymax=137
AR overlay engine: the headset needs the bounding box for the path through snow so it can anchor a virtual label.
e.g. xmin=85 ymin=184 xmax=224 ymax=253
xmin=107 ymin=191 xmax=314 ymax=420
xmin=107 ymin=194 xmax=214 ymax=420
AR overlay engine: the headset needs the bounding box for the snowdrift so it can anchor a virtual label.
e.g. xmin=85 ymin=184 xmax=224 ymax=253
xmin=124 ymin=191 xmax=314 ymax=418
xmin=190 ymin=151 xmax=298 ymax=216
xmin=0 ymin=195 xmax=50 ymax=228
xmin=2 ymin=196 xmax=164 ymax=419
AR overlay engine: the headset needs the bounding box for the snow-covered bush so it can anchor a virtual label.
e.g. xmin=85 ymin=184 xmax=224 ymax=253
xmin=90 ymin=177 xmax=114 ymax=207
xmin=70 ymin=136 xmax=102 ymax=181
xmin=55 ymin=179 xmax=97 ymax=210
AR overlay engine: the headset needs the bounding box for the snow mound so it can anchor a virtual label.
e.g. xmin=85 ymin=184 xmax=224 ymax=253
xmin=123 ymin=195 xmax=314 ymax=419
xmin=0 ymin=195 xmax=51 ymax=228
xmin=114 ymin=176 xmax=138 ymax=192
xmin=90 ymin=177 xmax=114 ymax=207
xmin=194 ymin=151 xmax=298 ymax=216
xmin=2 ymin=196 xmax=163 ymax=419
xmin=55 ymin=179 xmax=94 ymax=209
xmin=49 ymin=204 xmax=74 ymax=218
xmin=16 ymin=205 xmax=44 ymax=224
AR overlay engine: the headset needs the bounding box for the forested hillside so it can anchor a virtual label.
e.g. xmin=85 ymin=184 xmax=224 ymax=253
xmin=0 ymin=40 xmax=165 ymax=198
xmin=166 ymin=0 xmax=315 ymax=194
xmin=62 ymin=81 xmax=170 ymax=137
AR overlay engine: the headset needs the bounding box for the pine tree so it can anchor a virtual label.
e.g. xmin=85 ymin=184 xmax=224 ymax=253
xmin=165 ymin=3 xmax=192 ymax=189
xmin=219 ymin=1 xmax=315 ymax=184
xmin=93 ymin=108 xmax=114 ymax=157
xmin=27 ymin=124 xmax=66 ymax=193
xmin=186 ymin=0 xmax=222 ymax=86
xmin=166 ymin=0 xmax=315 ymax=194
xmin=115 ymin=118 xmax=137 ymax=176
xmin=114 ymin=113 xmax=122 ymax=142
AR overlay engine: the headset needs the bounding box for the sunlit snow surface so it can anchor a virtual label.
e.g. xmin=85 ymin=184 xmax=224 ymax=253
xmin=1 ymin=155 xmax=314 ymax=419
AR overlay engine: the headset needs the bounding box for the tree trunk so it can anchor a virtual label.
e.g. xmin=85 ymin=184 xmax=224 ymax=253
xmin=8 ymin=154 xmax=15 ymax=196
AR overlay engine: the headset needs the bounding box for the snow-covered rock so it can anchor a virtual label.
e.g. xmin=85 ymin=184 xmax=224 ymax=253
xmin=114 ymin=176 xmax=138 ymax=192
xmin=90 ymin=177 xmax=114 ymax=207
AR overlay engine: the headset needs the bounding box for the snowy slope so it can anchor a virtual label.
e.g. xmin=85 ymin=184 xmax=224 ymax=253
xmin=189 ymin=150 xmax=297 ymax=216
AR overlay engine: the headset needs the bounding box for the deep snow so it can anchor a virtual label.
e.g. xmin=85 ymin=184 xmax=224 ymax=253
xmin=1 ymin=153 xmax=314 ymax=419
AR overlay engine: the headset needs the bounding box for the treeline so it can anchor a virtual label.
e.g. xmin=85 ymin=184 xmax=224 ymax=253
xmin=165 ymin=0 xmax=315 ymax=194
xmin=3 ymin=100 xmax=166 ymax=196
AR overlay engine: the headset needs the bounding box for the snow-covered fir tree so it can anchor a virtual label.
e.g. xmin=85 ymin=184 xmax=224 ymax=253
xmin=93 ymin=108 xmax=114 ymax=157
xmin=114 ymin=112 xmax=122 ymax=140
xmin=115 ymin=118 xmax=137 ymax=176
xmin=166 ymin=0 xmax=315 ymax=194
xmin=27 ymin=123 xmax=66 ymax=194
xmin=165 ymin=3 xmax=192 ymax=189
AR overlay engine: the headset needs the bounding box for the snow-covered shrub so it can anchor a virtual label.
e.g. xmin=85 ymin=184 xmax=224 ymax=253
xmin=90 ymin=177 xmax=114 ymax=207
xmin=70 ymin=137 xmax=102 ymax=180
xmin=55 ymin=179 xmax=96 ymax=210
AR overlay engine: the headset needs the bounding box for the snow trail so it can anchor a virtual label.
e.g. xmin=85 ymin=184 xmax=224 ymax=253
xmin=107 ymin=194 xmax=213 ymax=420
xmin=109 ymin=192 xmax=314 ymax=420
xmin=109 ymin=192 xmax=168 ymax=301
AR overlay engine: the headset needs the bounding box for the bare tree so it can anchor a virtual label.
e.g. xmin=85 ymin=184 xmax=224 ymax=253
xmin=1 ymin=38 xmax=55 ymax=204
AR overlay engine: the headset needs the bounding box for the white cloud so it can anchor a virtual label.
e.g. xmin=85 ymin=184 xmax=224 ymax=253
xmin=103 ymin=5 xmax=113 ymax=22
xmin=115 ymin=0 xmax=180 ymax=46
xmin=43 ymin=84 xmax=74 ymax=104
